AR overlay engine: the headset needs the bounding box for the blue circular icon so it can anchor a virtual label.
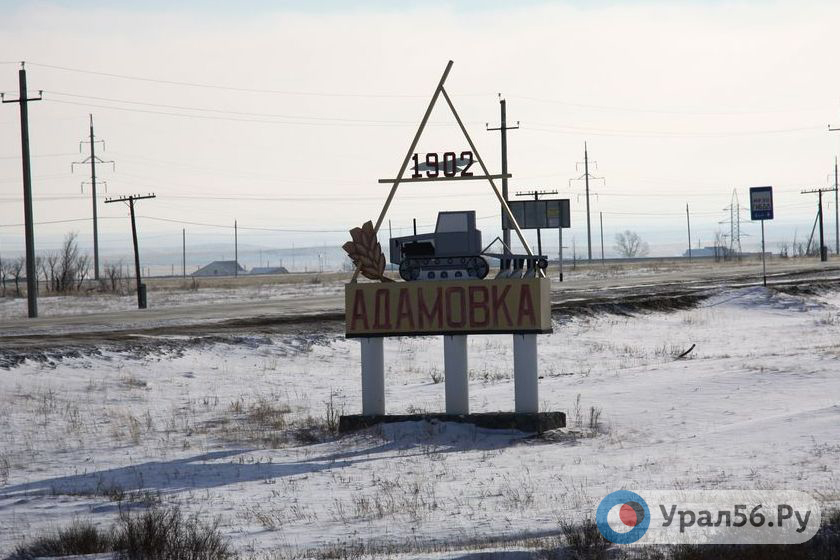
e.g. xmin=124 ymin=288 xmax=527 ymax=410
xmin=596 ymin=490 xmax=651 ymax=544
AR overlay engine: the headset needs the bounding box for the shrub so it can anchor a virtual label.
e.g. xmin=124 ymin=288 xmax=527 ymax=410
xmin=115 ymin=507 xmax=233 ymax=560
xmin=8 ymin=507 xmax=233 ymax=560
xmin=10 ymin=520 xmax=112 ymax=559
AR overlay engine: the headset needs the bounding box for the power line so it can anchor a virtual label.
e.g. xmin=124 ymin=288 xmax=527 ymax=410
xmin=0 ymin=152 xmax=77 ymax=160
xmin=30 ymin=61 xmax=490 ymax=98
xmin=0 ymin=173 xmax=69 ymax=184
xmin=43 ymin=98 xmax=440 ymax=127
xmin=0 ymin=216 xmax=121 ymax=228
xmin=44 ymin=90 xmax=443 ymax=125
xmin=527 ymin=123 xmax=823 ymax=139
xmin=136 ymin=215 xmax=357 ymax=233
xmin=507 ymin=94 xmax=823 ymax=116
xmin=39 ymin=90 xmax=822 ymax=138
xmin=39 ymin=96 xmax=821 ymax=137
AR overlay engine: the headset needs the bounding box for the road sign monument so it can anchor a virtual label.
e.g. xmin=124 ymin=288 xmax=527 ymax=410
xmin=340 ymin=61 xmax=563 ymax=433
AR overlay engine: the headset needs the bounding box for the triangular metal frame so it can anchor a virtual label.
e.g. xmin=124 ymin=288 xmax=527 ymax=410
xmin=351 ymin=60 xmax=537 ymax=282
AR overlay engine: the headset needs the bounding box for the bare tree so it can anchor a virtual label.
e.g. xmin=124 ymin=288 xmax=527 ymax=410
xmin=37 ymin=233 xmax=93 ymax=294
xmin=45 ymin=253 xmax=59 ymax=292
xmin=614 ymin=230 xmax=649 ymax=258
xmin=57 ymin=233 xmax=80 ymax=292
xmin=75 ymin=254 xmax=91 ymax=290
xmin=34 ymin=256 xmax=43 ymax=294
xmin=105 ymin=261 xmax=124 ymax=293
xmin=10 ymin=257 xmax=25 ymax=297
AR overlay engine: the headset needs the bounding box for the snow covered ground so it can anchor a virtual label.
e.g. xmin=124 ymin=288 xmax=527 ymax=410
xmin=0 ymin=279 xmax=345 ymax=320
xmin=0 ymin=286 xmax=838 ymax=557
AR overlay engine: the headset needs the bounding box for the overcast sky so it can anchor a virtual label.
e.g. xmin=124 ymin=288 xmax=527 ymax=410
xmin=1 ymin=0 xmax=839 ymax=266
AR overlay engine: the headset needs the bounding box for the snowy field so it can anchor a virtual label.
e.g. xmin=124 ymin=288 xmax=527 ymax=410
xmin=2 ymin=258 xmax=828 ymax=323
xmin=0 ymin=279 xmax=345 ymax=320
xmin=1 ymin=286 xmax=839 ymax=557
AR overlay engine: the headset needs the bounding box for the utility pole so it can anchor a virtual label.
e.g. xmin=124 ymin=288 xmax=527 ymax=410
xmin=72 ymin=114 xmax=114 ymax=281
xmin=182 ymin=228 xmax=186 ymax=278
xmin=234 ymin=220 xmax=239 ymax=276
xmin=586 ymin=145 xmax=591 ymax=261
xmin=105 ymin=193 xmax=156 ymax=308
xmin=829 ymin=124 xmax=840 ymax=253
xmin=487 ymin=96 xmax=518 ymax=255
xmin=388 ymin=219 xmax=394 ymax=271
xmin=515 ymin=189 xmax=558 ymax=256
xmin=801 ymin=187 xmax=835 ymax=262
xmin=558 ymin=222 xmax=564 ymax=282
xmin=569 ymin=142 xmax=604 ymax=261
xmin=686 ymin=203 xmax=692 ymax=262
xmin=599 ymin=211 xmax=605 ymax=264
xmin=2 ymin=62 xmax=42 ymax=318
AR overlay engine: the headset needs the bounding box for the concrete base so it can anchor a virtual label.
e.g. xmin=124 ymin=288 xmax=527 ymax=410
xmin=339 ymin=411 xmax=565 ymax=435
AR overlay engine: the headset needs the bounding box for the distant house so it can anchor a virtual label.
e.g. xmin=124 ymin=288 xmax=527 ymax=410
xmin=249 ymin=266 xmax=289 ymax=275
xmin=193 ymin=261 xmax=245 ymax=277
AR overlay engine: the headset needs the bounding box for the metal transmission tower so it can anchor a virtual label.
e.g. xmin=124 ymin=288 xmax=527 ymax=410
xmin=569 ymin=142 xmax=604 ymax=261
xmin=486 ymin=96 xmax=519 ymax=255
xmin=515 ymin=189 xmax=559 ymax=256
xmin=801 ymin=186 xmax=837 ymax=262
xmin=720 ymin=189 xmax=747 ymax=257
xmin=104 ymin=193 xmax=156 ymax=309
xmin=1 ymin=62 xmax=42 ymax=318
xmin=72 ymin=114 xmax=114 ymax=281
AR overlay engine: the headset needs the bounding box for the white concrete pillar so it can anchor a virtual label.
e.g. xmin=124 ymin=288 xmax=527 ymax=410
xmin=513 ymin=334 xmax=539 ymax=413
xmin=444 ymin=335 xmax=469 ymax=415
xmin=360 ymin=337 xmax=385 ymax=415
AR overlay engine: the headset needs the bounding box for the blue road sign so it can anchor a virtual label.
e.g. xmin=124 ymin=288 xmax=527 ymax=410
xmin=750 ymin=186 xmax=774 ymax=221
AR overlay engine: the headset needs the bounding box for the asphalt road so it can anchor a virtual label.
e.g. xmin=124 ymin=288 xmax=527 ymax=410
xmin=1 ymin=260 xmax=839 ymax=348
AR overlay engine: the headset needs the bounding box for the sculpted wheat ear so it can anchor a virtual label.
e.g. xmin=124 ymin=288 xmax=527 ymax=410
xmin=342 ymin=221 xmax=393 ymax=282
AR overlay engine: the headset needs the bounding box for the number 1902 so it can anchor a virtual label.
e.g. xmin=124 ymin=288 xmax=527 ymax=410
xmin=411 ymin=151 xmax=474 ymax=178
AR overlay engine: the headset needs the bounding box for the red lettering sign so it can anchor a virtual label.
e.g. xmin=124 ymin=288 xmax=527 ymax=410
xmin=468 ymin=285 xmax=490 ymax=327
xmin=445 ymin=286 xmax=466 ymax=327
xmin=418 ymin=287 xmax=443 ymax=329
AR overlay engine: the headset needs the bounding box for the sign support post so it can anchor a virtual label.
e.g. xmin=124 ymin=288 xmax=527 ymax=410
xmin=360 ymin=337 xmax=385 ymax=415
xmin=513 ymin=334 xmax=538 ymax=413
xmin=760 ymin=219 xmax=767 ymax=287
xmin=444 ymin=335 xmax=469 ymax=415
xmin=558 ymin=225 xmax=563 ymax=282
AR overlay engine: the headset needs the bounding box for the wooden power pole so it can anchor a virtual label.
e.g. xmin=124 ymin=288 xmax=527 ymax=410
xmin=487 ymin=97 xmax=519 ymax=255
xmin=105 ymin=194 xmax=156 ymax=308
xmin=1 ymin=62 xmax=42 ymax=318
